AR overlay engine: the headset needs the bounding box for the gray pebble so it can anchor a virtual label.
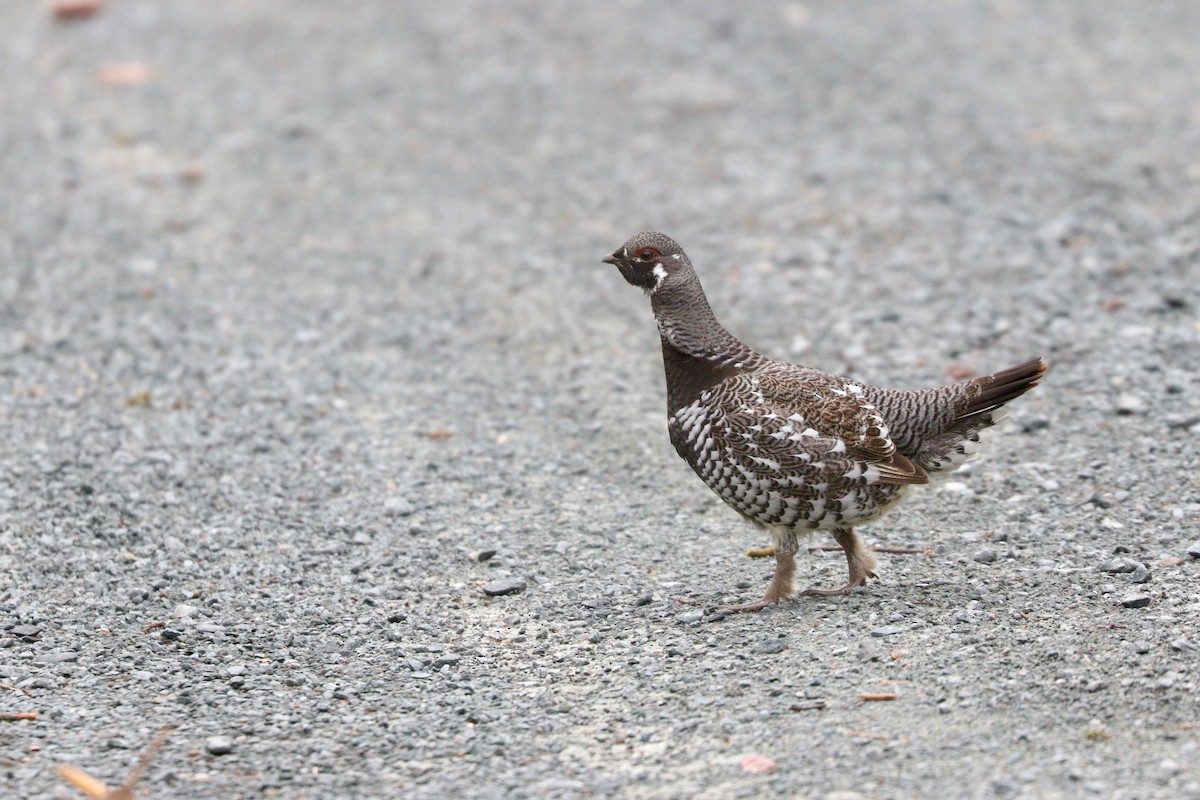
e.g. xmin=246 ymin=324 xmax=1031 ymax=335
xmin=1128 ymin=564 xmax=1151 ymax=584
xmin=973 ymin=548 xmax=998 ymax=564
xmin=751 ymin=639 xmax=787 ymax=654
xmin=1021 ymin=418 xmax=1050 ymax=434
xmin=858 ymin=639 xmax=883 ymax=662
xmin=1134 ymin=641 xmax=1151 ymax=654
xmin=469 ymin=549 xmax=497 ymax=563
xmin=1170 ymin=637 xmax=1196 ymax=653
xmin=10 ymin=625 xmax=42 ymax=638
xmin=205 ymin=735 xmax=235 ymax=756
xmin=991 ymin=778 xmax=1017 ymax=797
xmin=481 ymin=578 xmax=526 ymax=597
xmin=1115 ymin=393 xmax=1146 ymax=415
xmin=1120 ymin=594 xmax=1152 ymax=609
xmin=1099 ymin=558 xmax=1140 ymax=574
xmin=870 ymin=624 xmax=905 ymax=638
xmin=1187 ymin=541 xmax=1200 ymax=559
xmin=383 ymin=497 xmax=416 ymax=517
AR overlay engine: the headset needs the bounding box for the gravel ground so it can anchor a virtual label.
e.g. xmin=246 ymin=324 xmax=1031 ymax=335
xmin=2 ymin=2 xmax=1199 ymax=799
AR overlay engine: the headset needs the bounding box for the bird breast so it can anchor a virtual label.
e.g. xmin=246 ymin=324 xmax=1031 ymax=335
xmin=668 ymin=380 xmax=904 ymax=530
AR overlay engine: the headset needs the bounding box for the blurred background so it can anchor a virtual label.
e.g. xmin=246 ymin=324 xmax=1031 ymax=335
xmin=2 ymin=2 xmax=1198 ymax=798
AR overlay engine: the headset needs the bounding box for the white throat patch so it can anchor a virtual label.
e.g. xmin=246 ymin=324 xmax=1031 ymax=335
xmin=651 ymin=264 xmax=668 ymax=291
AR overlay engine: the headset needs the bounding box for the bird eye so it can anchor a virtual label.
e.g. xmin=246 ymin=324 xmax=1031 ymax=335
xmin=636 ymin=247 xmax=660 ymax=261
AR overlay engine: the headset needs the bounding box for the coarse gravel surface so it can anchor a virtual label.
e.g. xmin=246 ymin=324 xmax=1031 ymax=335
xmin=2 ymin=2 xmax=1199 ymax=799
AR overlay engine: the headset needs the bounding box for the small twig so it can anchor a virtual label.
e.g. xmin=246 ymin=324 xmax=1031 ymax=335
xmin=748 ymin=544 xmax=932 ymax=557
xmin=0 ymin=712 xmax=38 ymax=721
xmin=788 ymin=701 xmax=826 ymax=711
xmin=1 ymin=683 xmax=33 ymax=697
xmin=58 ymin=724 xmax=174 ymax=800
xmin=121 ymin=725 xmax=174 ymax=793
xmin=807 ymin=545 xmax=933 ymax=555
xmin=142 ymin=621 xmax=166 ymax=634
xmin=858 ymin=693 xmax=898 ymax=702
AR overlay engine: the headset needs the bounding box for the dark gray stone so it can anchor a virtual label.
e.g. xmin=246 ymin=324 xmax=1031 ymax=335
xmin=973 ymin=548 xmax=998 ymax=564
xmin=481 ymin=578 xmax=527 ymax=597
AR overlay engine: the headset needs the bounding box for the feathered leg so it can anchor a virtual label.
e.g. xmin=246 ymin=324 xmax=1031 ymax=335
xmin=709 ymin=543 xmax=798 ymax=615
xmin=801 ymin=528 xmax=877 ymax=596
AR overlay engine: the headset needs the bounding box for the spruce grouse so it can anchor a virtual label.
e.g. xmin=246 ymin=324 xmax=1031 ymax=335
xmin=602 ymin=231 xmax=1046 ymax=614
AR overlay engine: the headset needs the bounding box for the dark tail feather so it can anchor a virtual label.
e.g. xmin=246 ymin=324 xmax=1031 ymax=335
xmin=957 ymin=357 xmax=1047 ymax=421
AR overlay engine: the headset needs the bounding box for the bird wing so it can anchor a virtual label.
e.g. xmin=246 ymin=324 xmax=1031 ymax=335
xmin=739 ymin=371 xmax=929 ymax=486
xmin=669 ymin=371 xmax=926 ymax=529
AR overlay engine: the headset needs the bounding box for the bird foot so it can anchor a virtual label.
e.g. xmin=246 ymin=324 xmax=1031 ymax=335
xmin=799 ymin=584 xmax=861 ymax=597
xmin=800 ymin=570 xmax=877 ymax=597
xmin=705 ymin=598 xmax=779 ymax=618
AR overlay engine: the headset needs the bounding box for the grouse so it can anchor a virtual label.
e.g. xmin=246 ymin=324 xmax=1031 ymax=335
xmin=602 ymin=231 xmax=1046 ymax=614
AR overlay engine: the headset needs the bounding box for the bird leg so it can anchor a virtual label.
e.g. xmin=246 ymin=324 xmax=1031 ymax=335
xmin=709 ymin=546 xmax=798 ymax=615
xmin=801 ymin=529 xmax=877 ymax=597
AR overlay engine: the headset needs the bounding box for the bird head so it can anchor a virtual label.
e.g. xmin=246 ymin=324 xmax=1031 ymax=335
xmin=603 ymin=232 xmax=687 ymax=295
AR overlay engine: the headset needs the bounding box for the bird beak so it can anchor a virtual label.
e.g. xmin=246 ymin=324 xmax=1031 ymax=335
xmin=602 ymin=247 xmax=626 ymax=266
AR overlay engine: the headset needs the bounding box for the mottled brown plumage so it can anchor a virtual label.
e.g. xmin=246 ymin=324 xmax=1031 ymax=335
xmin=603 ymin=232 xmax=1046 ymax=614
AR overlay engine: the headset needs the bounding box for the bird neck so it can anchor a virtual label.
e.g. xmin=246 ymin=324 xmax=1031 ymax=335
xmin=651 ymin=270 xmax=756 ymax=415
xmin=650 ymin=271 xmax=751 ymax=367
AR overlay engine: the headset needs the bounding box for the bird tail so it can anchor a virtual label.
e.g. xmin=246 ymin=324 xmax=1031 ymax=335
xmin=916 ymin=357 xmax=1046 ymax=473
xmin=956 ymin=357 xmax=1048 ymax=423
